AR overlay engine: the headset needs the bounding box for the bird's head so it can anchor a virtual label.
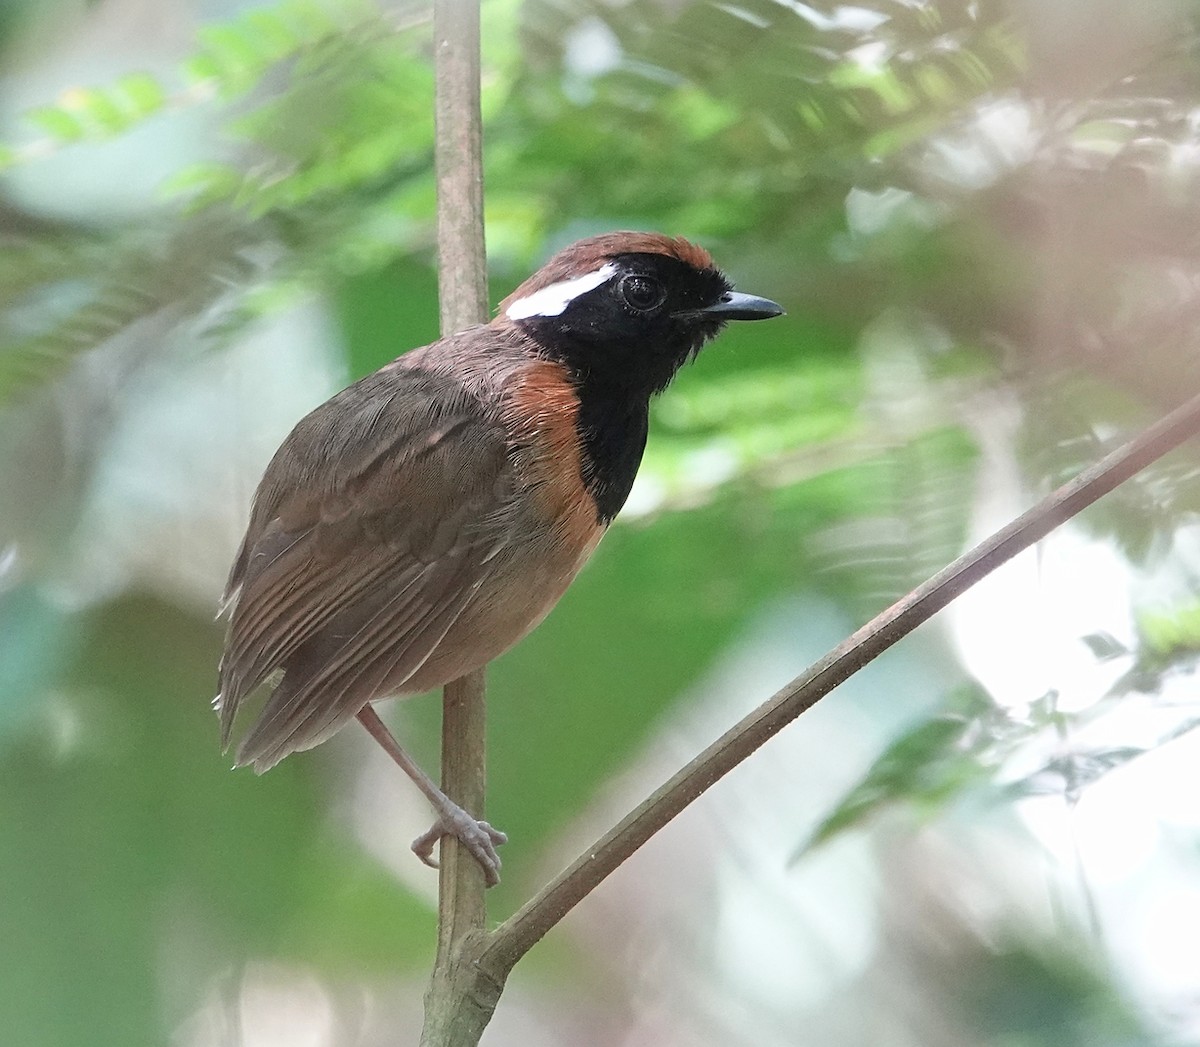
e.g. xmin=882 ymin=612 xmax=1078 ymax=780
xmin=498 ymin=232 xmax=783 ymax=394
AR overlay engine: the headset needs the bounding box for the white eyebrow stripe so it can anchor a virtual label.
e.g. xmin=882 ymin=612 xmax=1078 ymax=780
xmin=505 ymin=263 xmax=618 ymax=320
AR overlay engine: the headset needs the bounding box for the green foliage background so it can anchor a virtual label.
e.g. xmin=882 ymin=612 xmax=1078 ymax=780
xmin=3 ymin=1 xmax=1200 ymax=1044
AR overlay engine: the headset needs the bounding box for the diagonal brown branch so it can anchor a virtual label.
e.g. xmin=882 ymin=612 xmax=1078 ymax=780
xmin=478 ymin=389 xmax=1200 ymax=978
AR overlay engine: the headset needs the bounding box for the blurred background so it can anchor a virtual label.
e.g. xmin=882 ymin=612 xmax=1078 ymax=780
xmin=3 ymin=0 xmax=1200 ymax=1044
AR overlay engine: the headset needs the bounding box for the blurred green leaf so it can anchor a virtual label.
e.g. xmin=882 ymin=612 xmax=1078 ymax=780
xmin=25 ymin=105 xmax=85 ymax=142
xmin=795 ymin=712 xmax=978 ymax=858
xmin=961 ymin=941 xmax=1150 ymax=1047
xmin=1139 ymin=601 xmax=1200 ymax=658
xmin=115 ymin=72 xmax=166 ymax=118
xmin=1005 ymin=746 xmax=1150 ymax=804
xmin=1080 ymin=631 xmax=1129 ymax=662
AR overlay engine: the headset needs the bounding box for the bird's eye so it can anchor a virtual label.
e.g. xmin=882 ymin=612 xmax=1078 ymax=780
xmin=617 ymin=274 xmax=667 ymax=313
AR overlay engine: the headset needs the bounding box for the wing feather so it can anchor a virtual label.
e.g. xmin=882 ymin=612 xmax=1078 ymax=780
xmin=236 ymin=548 xmax=492 ymax=771
xmin=219 ymin=539 xmax=397 ymax=740
xmin=217 ymin=362 xmax=514 ymax=763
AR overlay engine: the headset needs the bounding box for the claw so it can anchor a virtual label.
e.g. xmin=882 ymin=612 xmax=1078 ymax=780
xmin=354 ymin=707 xmax=508 ymax=886
xmin=412 ymin=809 xmax=508 ymax=887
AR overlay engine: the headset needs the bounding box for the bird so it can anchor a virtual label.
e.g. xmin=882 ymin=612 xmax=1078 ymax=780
xmin=215 ymin=231 xmax=783 ymax=885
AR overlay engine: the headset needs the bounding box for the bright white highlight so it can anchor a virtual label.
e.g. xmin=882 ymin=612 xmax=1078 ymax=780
xmin=505 ymin=263 xmax=617 ymax=320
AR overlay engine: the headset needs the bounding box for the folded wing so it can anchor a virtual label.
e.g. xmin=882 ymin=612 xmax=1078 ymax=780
xmin=216 ymin=365 xmax=513 ymax=771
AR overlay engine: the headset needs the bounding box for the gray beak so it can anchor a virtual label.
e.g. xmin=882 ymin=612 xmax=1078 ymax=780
xmin=693 ymin=291 xmax=784 ymax=321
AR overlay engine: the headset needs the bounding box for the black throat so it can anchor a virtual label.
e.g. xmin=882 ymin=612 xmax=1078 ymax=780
xmin=573 ymin=381 xmax=650 ymax=524
xmin=510 ymin=250 xmax=731 ymax=523
xmin=517 ymin=326 xmax=678 ymax=526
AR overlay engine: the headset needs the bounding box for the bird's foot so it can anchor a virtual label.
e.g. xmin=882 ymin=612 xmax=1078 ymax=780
xmin=412 ymin=805 xmax=508 ymax=887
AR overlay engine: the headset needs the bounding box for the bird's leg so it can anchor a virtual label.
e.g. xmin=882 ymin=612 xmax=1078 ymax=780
xmin=355 ymin=704 xmax=507 ymax=887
